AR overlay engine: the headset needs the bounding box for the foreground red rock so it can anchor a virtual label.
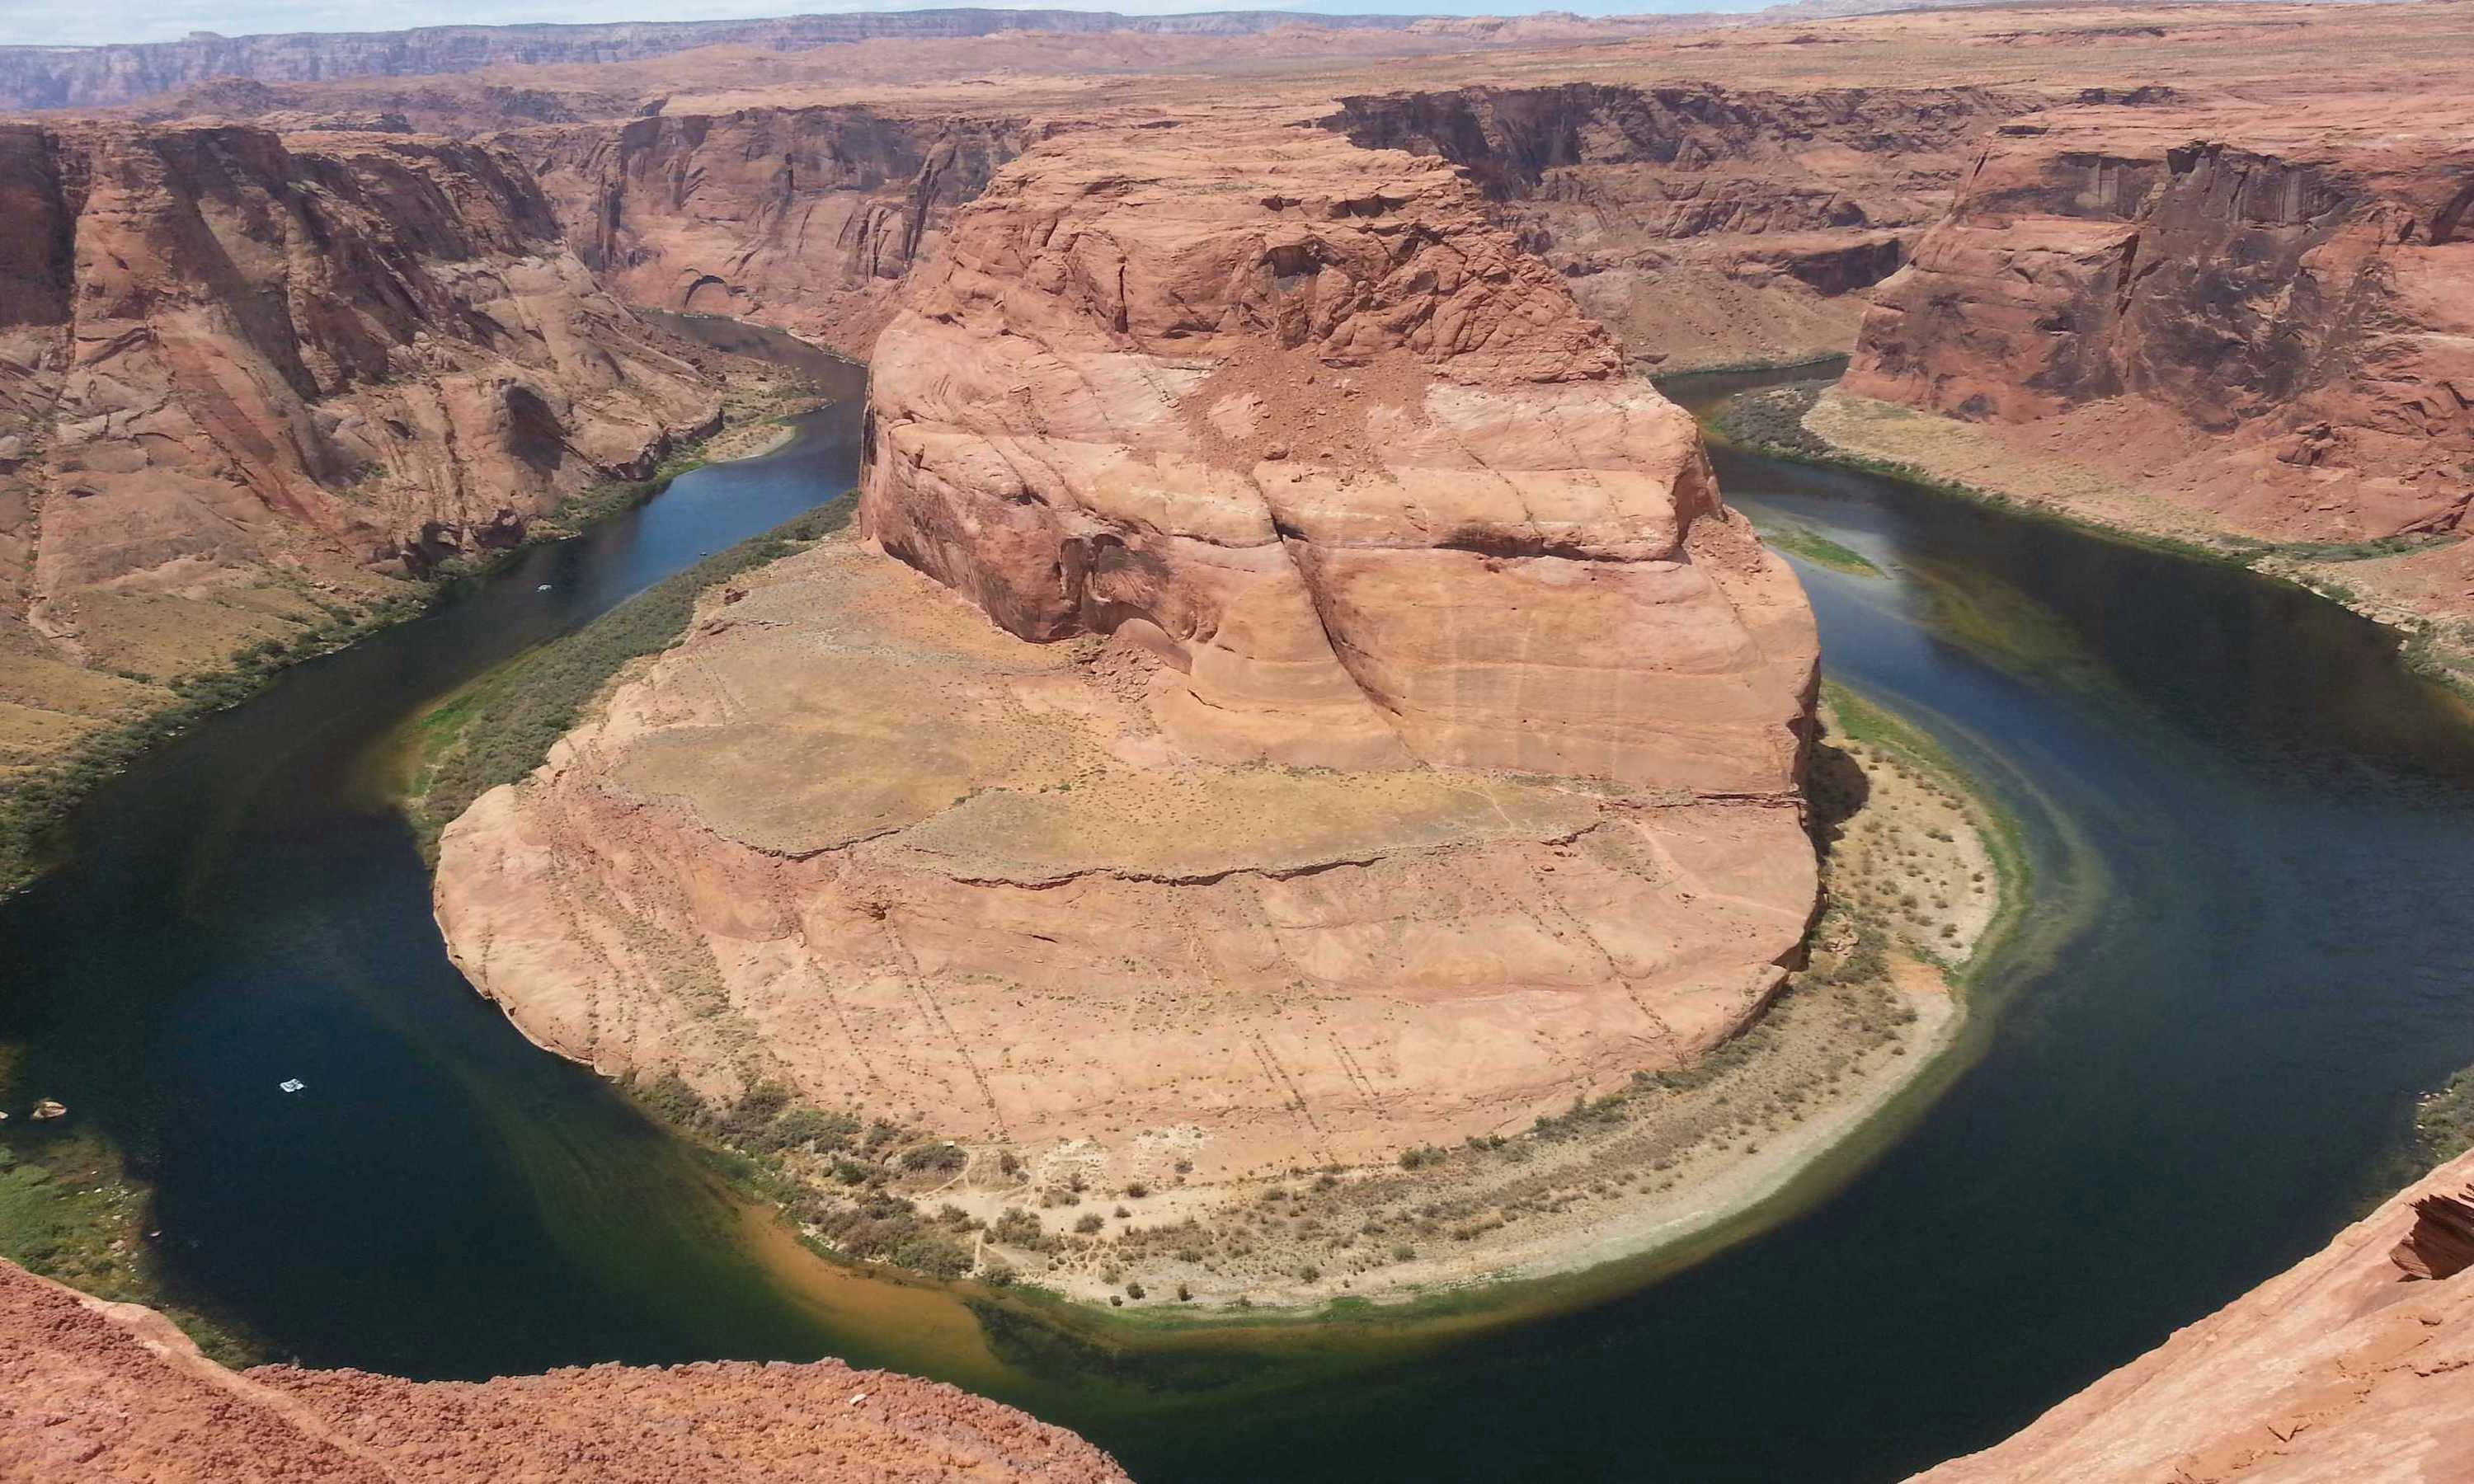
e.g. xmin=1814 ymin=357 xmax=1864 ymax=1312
xmin=1909 ymin=1148 xmax=2474 ymax=1483
xmin=435 ymin=115 xmax=1820 ymax=1254
xmin=0 ymin=1257 xmax=1126 ymax=1483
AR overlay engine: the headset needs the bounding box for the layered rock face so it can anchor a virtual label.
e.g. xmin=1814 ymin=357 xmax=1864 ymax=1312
xmin=505 ymin=108 xmax=1030 ymax=359
xmin=0 ymin=122 xmax=716 ymax=673
xmin=0 ymin=1258 xmax=1128 ymax=1482
xmin=1845 ymin=96 xmax=2474 ymax=542
xmin=1910 ymin=1148 xmax=2474 ymax=1483
xmin=864 ymin=119 xmax=1817 ymax=789
xmin=1319 ymin=83 xmax=2029 ymax=370
xmin=435 ymin=120 xmax=1819 ymax=1190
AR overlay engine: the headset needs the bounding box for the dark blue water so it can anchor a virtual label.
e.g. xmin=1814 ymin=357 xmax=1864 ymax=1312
xmin=5 ymin=354 xmax=2472 ymax=1481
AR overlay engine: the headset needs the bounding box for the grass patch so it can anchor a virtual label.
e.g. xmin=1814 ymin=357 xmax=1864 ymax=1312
xmin=1758 ymin=521 xmax=1884 ymax=578
xmin=0 ymin=1089 xmax=261 ymax=1365
xmin=2415 ymin=1064 xmax=2474 ymax=1167
xmin=400 ymin=496 xmax=856 ymax=848
xmin=0 ymin=589 xmax=427 ymax=899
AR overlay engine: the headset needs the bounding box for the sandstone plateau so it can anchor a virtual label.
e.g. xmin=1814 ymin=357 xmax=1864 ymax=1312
xmin=0 ymin=1257 xmax=1128 ymax=1483
xmin=435 ymin=115 xmax=1821 ymax=1199
xmin=1907 ymin=1148 xmax=2474 ymax=1484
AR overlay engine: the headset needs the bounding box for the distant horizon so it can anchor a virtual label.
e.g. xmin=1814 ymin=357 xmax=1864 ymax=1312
xmin=0 ymin=0 xmax=1780 ymax=50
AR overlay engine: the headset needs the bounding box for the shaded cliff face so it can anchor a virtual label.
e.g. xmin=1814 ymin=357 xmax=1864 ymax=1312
xmin=0 ymin=1258 xmax=1131 ymax=1483
xmin=434 ymin=118 xmax=1818 ymax=1230
xmin=0 ymin=11 xmax=1439 ymax=112
xmin=1319 ymin=82 xmax=2031 ymax=369
xmin=0 ymin=123 xmax=717 ymax=677
xmin=1846 ymin=97 xmax=2474 ymax=540
xmin=1910 ymin=1148 xmax=2474 ymax=1483
xmin=504 ymin=108 xmax=1028 ymax=359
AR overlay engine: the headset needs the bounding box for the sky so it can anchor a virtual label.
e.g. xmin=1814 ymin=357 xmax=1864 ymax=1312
xmin=0 ymin=0 xmax=1757 ymax=49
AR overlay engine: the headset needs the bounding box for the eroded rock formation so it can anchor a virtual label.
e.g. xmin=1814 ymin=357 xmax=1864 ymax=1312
xmin=434 ymin=117 xmax=1819 ymax=1199
xmin=0 ymin=1258 xmax=1128 ymax=1482
xmin=1319 ymin=83 xmax=2029 ymax=370
xmin=504 ymin=108 xmax=1030 ymax=359
xmin=1845 ymin=96 xmax=2474 ymax=542
xmin=1910 ymin=1148 xmax=2474 ymax=1483
xmin=0 ymin=121 xmax=717 ymax=724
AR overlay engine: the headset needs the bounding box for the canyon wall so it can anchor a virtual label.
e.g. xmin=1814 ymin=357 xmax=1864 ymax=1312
xmin=1910 ymin=1148 xmax=2474 ymax=1483
xmin=0 ymin=122 xmax=717 ymax=741
xmin=1319 ymin=82 xmax=2030 ymax=370
xmin=0 ymin=11 xmax=1437 ymax=112
xmin=0 ymin=1257 xmax=1128 ymax=1482
xmin=1844 ymin=96 xmax=2474 ymax=542
xmin=502 ymin=108 xmax=1031 ymax=359
xmin=435 ymin=117 xmax=1819 ymax=1207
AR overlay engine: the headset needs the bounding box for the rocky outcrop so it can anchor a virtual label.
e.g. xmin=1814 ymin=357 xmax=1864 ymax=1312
xmin=0 ymin=121 xmax=717 ymax=674
xmin=1319 ymin=83 xmax=2031 ymax=369
xmin=0 ymin=1257 xmax=1128 ymax=1482
xmin=864 ymin=118 xmax=1817 ymax=788
xmin=1909 ymin=1148 xmax=2474 ymax=1482
xmin=434 ymin=118 xmax=1819 ymax=1212
xmin=503 ymin=108 xmax=1030 ymax=359
xmin=0 ymin=12 xmax=1437 ymax=112
xmin=1845 ymin=96 xmax=2474 ymax=542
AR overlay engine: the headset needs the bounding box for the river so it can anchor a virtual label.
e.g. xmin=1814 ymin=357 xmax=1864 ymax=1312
xmin=5 ymin=342 xmax=2472 ymax=1482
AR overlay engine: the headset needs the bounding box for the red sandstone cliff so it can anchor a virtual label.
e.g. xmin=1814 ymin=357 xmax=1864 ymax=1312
xmin=0 ymin=122 xmax=717 ymax=683
xmin=1844 ymin=95 xmax=2474 ymax=543
xmin=863 ymin=114 xmax=1818 ymax=787
xmin=1318 ymin=82 xmax=2031 ymax=371
xmin=0 ymin=1258 xmax=1128 ymax=1482
xmin=1910 ymin=1148 xmax=2474 ymax=1483
xmin=501 ymin=108 xmax=1030 ymax=359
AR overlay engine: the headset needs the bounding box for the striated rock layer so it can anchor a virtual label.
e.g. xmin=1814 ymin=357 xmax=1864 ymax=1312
xmin=1845 ymin=94 xmax=2474 ymax=545
xmin=0 ymin=121 xmax=718 ymax=640
xmin=502 ymin=107 xmax=1031 ymax=360
xmin=0 ymin=1257 xmax=1127 ymax=1483
xmin=435 ymin=117 xmax=1820 ymax=1193
xmin=1319 ymin=82 xmax=2031 ymax=372
xmin=862 ymin=117 xmax=1817 ymax=791
xmin=1910 ymin=1148 xmax=2474 ymax=1483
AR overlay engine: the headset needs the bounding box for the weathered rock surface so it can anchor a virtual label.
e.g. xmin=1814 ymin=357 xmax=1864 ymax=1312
xmin=1319 ymin=82 xmax=2030 ymax=370
xmin=1909 ymin=1148 xmax=2474 ymax=1483
xmin=864 ymin=118 xmax=1818 ymax=789
xmin=504 ymin=108 xmax=1030 ymax=359
xmin=1846 ymin=95 xmax=2474 ymax=544
xmin=435 ymin=117 xmax=1819 ymax=1195
xmin=0 ymin=121 xmax=718 ymax=758
xmin=0 ymin=1257 xmax=1128 ymax=1482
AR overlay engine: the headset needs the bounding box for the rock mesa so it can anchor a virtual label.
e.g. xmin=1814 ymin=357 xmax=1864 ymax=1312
xmin=435 ymin=117 xmax=1819 ymax=1195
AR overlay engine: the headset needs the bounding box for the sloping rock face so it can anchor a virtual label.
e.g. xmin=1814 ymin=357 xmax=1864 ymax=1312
xmin=504 ymin=108 xmax=1029 ymax=359
xmin=863 ymin=118 xmax=1817 ymax=790
xmin=1845 ymin=97 xmax=2474 ymax=542
xmin=1909 ymin=1148 xmax=2474 ymax=1483
xmin=0 ymin=122 xmax=717 ymax=663
xmin=0 ymin=1258 xmax=1128 ymax=1483
xmin=1319 ymin=83 xmax=2031 ymax=370
xmin=435 ymin=119 xmax=1819 ymax=1193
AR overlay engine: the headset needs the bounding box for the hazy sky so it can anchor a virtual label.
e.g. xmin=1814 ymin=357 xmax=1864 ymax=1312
xmin=0 ymin=0 xmax=1762 ymax=48
xmin=0 ymin=0 xmax=1748 ymax=49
